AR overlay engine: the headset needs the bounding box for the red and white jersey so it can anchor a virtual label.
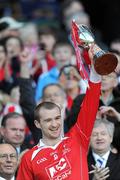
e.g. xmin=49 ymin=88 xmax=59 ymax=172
xmin=17 ymin=81 xmax=101 ymax=180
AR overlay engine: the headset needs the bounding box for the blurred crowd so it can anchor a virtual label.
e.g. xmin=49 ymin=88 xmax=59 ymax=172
xmin=0 ymin=0 xmax=120 ymax=179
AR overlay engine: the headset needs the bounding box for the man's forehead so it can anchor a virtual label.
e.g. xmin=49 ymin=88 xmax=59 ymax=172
xmin=93 ymin=123 xmax=107 ymax=132
xmin=44 ymin=86 xmax=61 ymax=94
xmin=5 ymin=117 xmax=26 ymax=126
xmin=0 ymin=144 xmax=16 ymax=152
xmin=39 ymin=106 xmax=60 ymax=116
xmin=64 ymin=2 xmax=84 ymax=16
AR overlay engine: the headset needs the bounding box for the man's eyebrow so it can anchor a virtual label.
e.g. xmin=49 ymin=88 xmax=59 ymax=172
xmin=43 ymin=115 xmax=61 ymax=122
xmin=44 ymin=118 xmax=52 ymax=122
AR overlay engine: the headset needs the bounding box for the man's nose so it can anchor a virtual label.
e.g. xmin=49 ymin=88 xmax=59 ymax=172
xmin=16 ymin=130 xmax=21 ymax=135
xmin=51 ymin=119 xmax=57 ymax=127
xmin=6 ymin=155 xmax=12 ymax=161
xmin=97 ymin=133 xmax=102 ymax=139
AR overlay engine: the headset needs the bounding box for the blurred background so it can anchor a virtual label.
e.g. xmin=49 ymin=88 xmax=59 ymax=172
xmin=0 ymin=0 xmax=120 ymax=46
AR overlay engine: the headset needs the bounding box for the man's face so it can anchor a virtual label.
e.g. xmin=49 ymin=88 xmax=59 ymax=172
xmin=53 ymin=46 xmax=73 ymax=69
xmin=39 ymin=34 xmax=56 ymax=52
xmin=59 ymin=66 xmax=80 ymax=90
xmin=63 ymin=1 xmax=90 ymax=31
xmin=0 ymin=144 xmax=18 ymax=178
xmin=43 ymin=85 xmax=65 ymax=108
xmin=35 ymin=107 xmax=62 ymax=140
xmin=101 ymin=72 xmax=118 ymax=91
xmin=90 ymin=123 xmax=112 ymax=154
xmin=1 ymin=117 xmax=26 ymax=147
xmin=6 ymin=37 xmax=22 ymax=57
xmin=10 ymin=86 xmax=20 ymax=103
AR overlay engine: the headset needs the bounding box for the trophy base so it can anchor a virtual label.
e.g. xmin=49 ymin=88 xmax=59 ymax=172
xmin=94 ymin=53 xmax=118 ymax=75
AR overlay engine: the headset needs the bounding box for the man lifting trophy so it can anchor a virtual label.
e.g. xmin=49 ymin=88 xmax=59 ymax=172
xmin=71 ymin=20 xmax=118 ymax=76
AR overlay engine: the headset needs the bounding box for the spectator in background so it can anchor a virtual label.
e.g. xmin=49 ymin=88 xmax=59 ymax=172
xmin=19 ymin=26 xmax=57 ymax=83
xmin=61 ymin=0 xmax=108 ymax=49
xmin=0 ymin=41 xmax=6 ymax=80
xmin=2 ymin=36 xmax=24 ymax=94
xmin=0 ymin=41 xmax=13 ymax=94
xmin=88 ymin=118 xmax=120 ymax=180
xmin=19 ymin=23 xmax=39 ymax=48
xmin=31 ymin=27 xmax=58 ymax=82
xmin=0 ymin=16 xmax=24 ymax=40
xmin=2 ymin=86 xmax=23 ymax=116
xmin=0 ymin=41 xmax=7 ymax=83
xmin=5 ymin=36 xmax=23 ymax=59
xmin=38 ymin=26 xmax=58 ymax=53
xmin=99 ymin=71 xmax=120 ymax=154
xmin=19 ymin=22 xmax=40 ymax=82
xmin=110 ymin=39 xmax=120 ymax=84
xmin=0 ymin=112 xmax=30 ymax=155
xmin=0 ymin=143 xmax=18 ymax=180
xmin=16 ymin=47 xmax=41 ymax=144
xmin=35 ymin=40 xmax=75 ymax=102
xmin=61 ymin=0 xmax=90 ymax=33
xmin=59 ymin=64 xmax=87 ymax=101
xmin=100 ymin=72 xmax=119 ymax=107
xmin=42 ymin=84 xmax=67 ymax=112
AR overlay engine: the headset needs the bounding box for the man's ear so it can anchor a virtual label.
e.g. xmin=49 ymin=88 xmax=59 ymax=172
xmin=113 ymin=78 xmax=118 ymax=88
xmin=34 ymin=120 xmax=41 ymax=129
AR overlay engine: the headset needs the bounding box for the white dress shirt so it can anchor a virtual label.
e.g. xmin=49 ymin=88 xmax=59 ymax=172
xmin=0 ymin=176 xmax=15 ymax=180
xmin=92 ymin=150 xmax=110 ymax=168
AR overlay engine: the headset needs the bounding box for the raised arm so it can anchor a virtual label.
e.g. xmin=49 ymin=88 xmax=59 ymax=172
xmin=19 ymin=48 xmax=41 ymax=143
xmin=68 ymin=44 xmax=101 ymax=149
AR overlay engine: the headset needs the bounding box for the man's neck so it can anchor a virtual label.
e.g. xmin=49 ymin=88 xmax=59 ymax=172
xmin=67 ymin=86 xmax=79 ymax=99
xmin=0 ymin=174 xmax=14 ymax=180
xmin=101 ymin=89 xmax=113 ymax=105
xmin=93 ymin=148 xmax=110 ymax=157
xmin=41 ymin=137 xmax=62 ymax=147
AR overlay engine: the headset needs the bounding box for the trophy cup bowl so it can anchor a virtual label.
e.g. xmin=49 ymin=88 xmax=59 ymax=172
xmin=75 ymin=24 xmax=118 ymax=75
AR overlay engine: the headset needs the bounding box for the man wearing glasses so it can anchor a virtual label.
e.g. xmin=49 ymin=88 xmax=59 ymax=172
xmin=0 ymin=143 xmax=18 ymax=180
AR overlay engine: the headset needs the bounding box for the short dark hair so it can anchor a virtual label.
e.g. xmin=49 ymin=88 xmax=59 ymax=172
xmin=42 ymin=83 xmax=66 ymax=99
xmin=5 ymin=35 xmax=24 ymax=50
xmin=38 ymin=26 xmax=57 ymax=40
xmin=52 ymin=40 xmax=74 ymax=54
xmin=0 ymin=40 xmax=7 ymax=53
xmin=34 ymin=101 xmax=61 ymax=122
xmin=61 ymin=0 xmax=83 ymax=13
xmin=1 ymin=112 xmax=24 ymax=127
xmin=59 ymin=64 xmax=79 ymax=77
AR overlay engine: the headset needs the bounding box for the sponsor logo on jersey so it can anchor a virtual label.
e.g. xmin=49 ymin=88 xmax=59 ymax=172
xmin=37 ymin=157 xmax=47 ymax=164
xmin=46 ymin=156 xmax=71 ymax=179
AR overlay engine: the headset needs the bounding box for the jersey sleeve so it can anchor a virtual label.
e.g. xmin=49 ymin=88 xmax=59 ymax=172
xmin=68 ymin=81 xmax=101 ymax=150
xmin=17 ymin=152 xmax=34 ymax=180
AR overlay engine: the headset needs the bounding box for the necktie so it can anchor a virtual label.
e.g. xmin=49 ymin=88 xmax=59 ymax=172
xmin=96 ymin=157 xmax=104 ymax=168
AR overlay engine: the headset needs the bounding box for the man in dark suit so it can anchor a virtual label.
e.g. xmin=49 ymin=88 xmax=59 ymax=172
xmin=0 ymin=112 xmax=30 ymax=155
xmin=88 ymin=118 xmax=120 ymax=180
xmin=0 ymin=143 xmax=18 ymax=180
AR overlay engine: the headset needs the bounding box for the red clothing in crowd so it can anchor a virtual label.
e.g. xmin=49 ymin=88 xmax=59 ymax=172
xmin=0 ymin=68 xmax=4 ymax=81
xmin=33 ymin=52 xmax=56 ymax=81
xmin=17 ymin=81 xmax=101 ymax=180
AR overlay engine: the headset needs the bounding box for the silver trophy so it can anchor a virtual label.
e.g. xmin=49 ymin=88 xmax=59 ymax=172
xmin=74 ymin=23 xmax=118 ymax=75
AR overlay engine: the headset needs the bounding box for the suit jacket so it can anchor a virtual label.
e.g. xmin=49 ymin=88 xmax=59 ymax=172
xmin=88 ymin=150 xmax=120 ymax=180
